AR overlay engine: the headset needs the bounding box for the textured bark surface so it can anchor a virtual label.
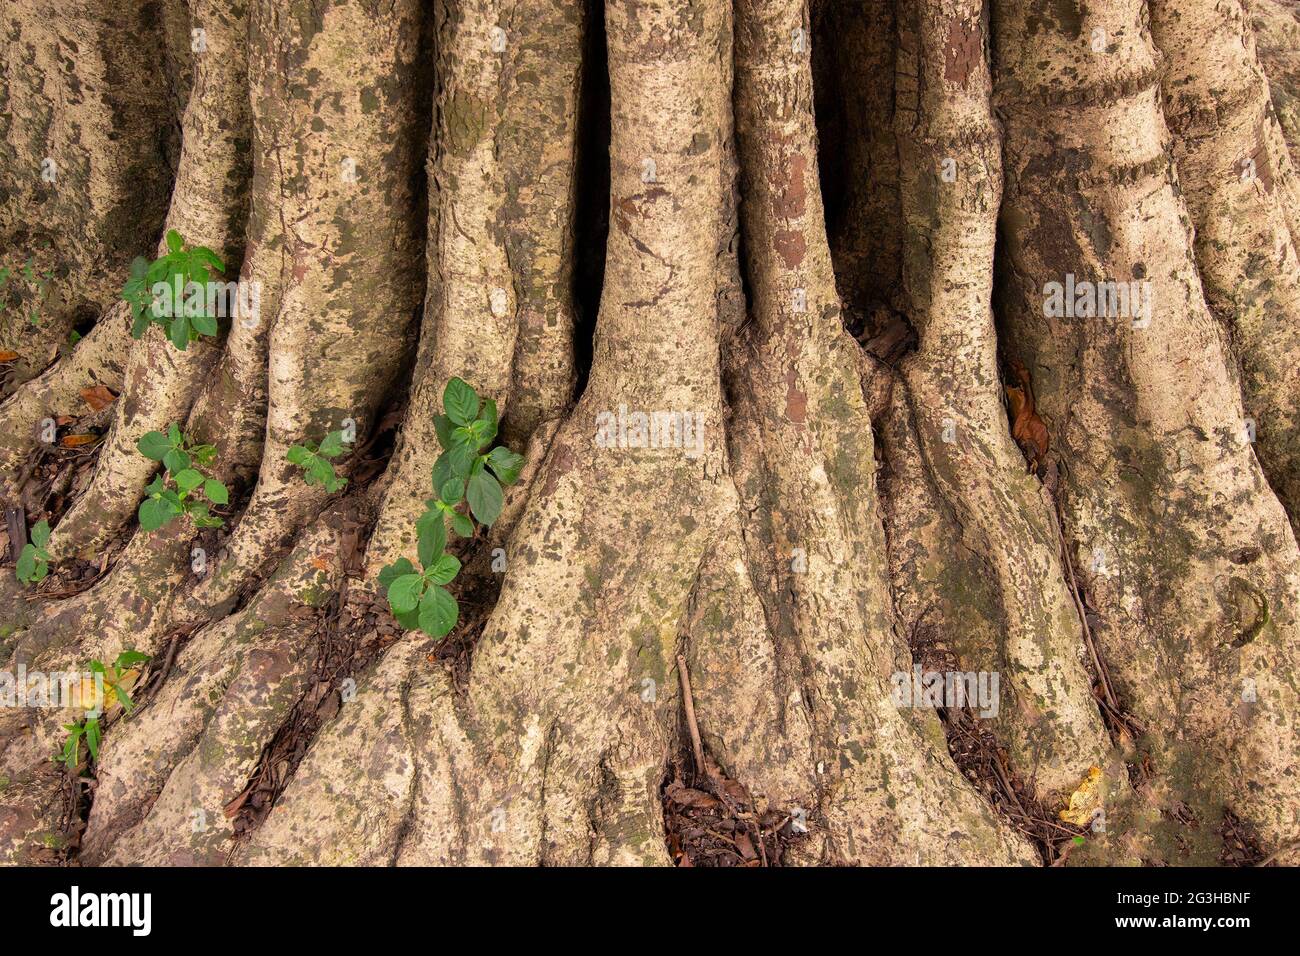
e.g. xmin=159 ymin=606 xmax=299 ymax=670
xmin=0 ymin=0 xmax=178 ymax=387
xmin=1 ymin=0 xmax=1299 ymax=868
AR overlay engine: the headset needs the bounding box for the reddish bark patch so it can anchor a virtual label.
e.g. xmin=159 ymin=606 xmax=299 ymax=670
xmin=541 ymin=438 xmax=577 ymax=499
xmin=944 ymin=17 xmax=982 ymax=88
xmin=773 ymin=153 xmax=808 ymax=219
xmin=613 ymin=187 xmax=669 ymax=235
xmin=784 ymin=368 xmax=807 ymax=425
xmin=773 ymin=230 xmax=806 ymax=269
xmin=290 ymin=247 xmax=310 ymax=284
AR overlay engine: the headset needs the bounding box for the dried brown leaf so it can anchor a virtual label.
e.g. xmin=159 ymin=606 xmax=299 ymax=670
xmin=79 ymin=384 xmax=118 ymax=412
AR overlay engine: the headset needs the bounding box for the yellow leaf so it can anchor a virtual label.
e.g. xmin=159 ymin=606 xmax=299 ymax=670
xmin=77 ymin=668 xmax=141 ymax=715
xmin=1059 ymin=766 xmax=1104 ymax=825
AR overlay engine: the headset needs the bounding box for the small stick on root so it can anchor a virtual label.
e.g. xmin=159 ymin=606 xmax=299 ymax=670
xmin=676 ymin=653 xmax=709 ymax=779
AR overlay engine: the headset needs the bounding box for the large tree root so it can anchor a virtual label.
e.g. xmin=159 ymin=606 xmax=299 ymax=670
xmin=994 ymin=0 xmax=1300 ymax=854
xmin=0 ymin=0 xmax=180 ymax=391
xmin=1152 ymin=0 xmax=1300 ymax=526
xmin=4 ymin=0 xmax=1300 ymax=869
xmin=44 ymin=0 xmax=252 ymax=560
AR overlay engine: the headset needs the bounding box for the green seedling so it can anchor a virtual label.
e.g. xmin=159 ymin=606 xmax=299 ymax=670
xmin=56 ymin=650 xmax=149 ymax=770
xmin=378 ymin=378 xmax=525 ymax=639
xmin=431 ymin=377 xmax=525 ymax=530
xmin=136 ymin=423 xmax=228 ymax=531
xmin=287 ymin=428 xmax=351 ymax=493
xmin=121 ymin=229 xmax=225 ymax=350
xmin=15 ymin=519 xmax=51 ymax=584
xmin=0 ymin=258 xmax=55 ymax=325
xmin=377 ymin=512 xmax=462 ymax=638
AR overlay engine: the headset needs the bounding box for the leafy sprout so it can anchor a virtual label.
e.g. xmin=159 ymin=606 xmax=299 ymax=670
xmin=287 ymin=428 xmax=351 ymax=493
xmin=377 ymin=378 xmax=525 ymax=639
xmin=136 ymin=424 xmax=228 ymax=531
xmin=121 ymin=229 xmax=226 ymax=350
xmin=15 ymin=519 xmax=51 ymax=584
xmin=56 ymin=650 xmax=150 ymax=771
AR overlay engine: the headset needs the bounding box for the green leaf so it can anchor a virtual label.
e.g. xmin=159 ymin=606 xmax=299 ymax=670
xmin=416 ymin=509 xmax=447 ymax=566
xmin=137 ymin=431 xmax=172 ymax=462
xmin=318 ymin=429 xmax=345 ymax=459
xmin=418 ymin=585 xmax=458 ymax=638
xmin=30 ymin=519 xmax=50 ymax=549
xmin=15 ymin=544 xmax=37 ymax=584
xmin=122 ymin=276 xmax=146 ymax=301
xmin=130 ymin=256 xmax=149 ymax=280
xmin=165 ymin=229 xmax=183 ymax=254
xmin=451 ymin=512 xmax=475 ymax=538
xmin=190 ymin=443 xmax=217 ymax=467
xmin=61 ymin=732 xmax=80 ymax=770
xmin=486 ymin=447 xmax=526 ymax=486
xmin=115 ymin=650 xmax=150 ymax=668
xmin=433 ymin=414 xmax=455 ymax=450
xmin=168 ymin=423 xmax=183 ymax=446
xmin=194 ymin=247 xmax=225 ymax=274
xmin=440 ymin=477 xmax=465 ymax=504
xmin=474 ymin=399 xmax=499 ymax=449
xmin=427 ymin=553 xmax=461 ymax=586
xmin=448 ymin=439 xmax=477 ymax=479
xmin=168 ymin=314 xmax=190 ymax=350
xmin=130 ymin=307 xmax=152 ymax=339
xmin=204 ymin=478 xmax=229 ymax=505
xmin=467 ymin=470 xmax=504 ymax=527
xmin=84 ymin=718 xmax=101 ymax=761
xmin=286 ymin=445 xmax=311 ymax=466
xmin=378 ymin=557 xmax=415 ymax=590
xmin=387 ymin=574 xmax=425 ymax=615
xmin=147 ymin=257 xmax=171 ymax=285
xmin=163 ymin=448 xmax=191 ymax=474
xmin=139 ymin=496 xmax=174 ymax=532
xmin=431 ymin=451 xmax=454 ymax=490
xmin=443 ymin=378 xmax=479 ymax=427
xmin=191 ymin=311 xmax=218 ymax=337
xmin=173 ymin=468 xmax=204 ymax=492
xmin=305 ymin=456 xmax=330 ymax=482
xmin=394 ymin=606 xmax=421 ymax=631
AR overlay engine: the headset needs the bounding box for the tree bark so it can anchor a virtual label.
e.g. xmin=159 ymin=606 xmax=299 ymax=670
xmin=2 ymin=0 xmax=1299 ymax=868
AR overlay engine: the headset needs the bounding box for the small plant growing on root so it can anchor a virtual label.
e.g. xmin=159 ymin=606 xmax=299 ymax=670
xmin=378 ymin=378 xmax=524 ymax=639
xmin=0 ymin=258 xmax=55 ymax=325
xmin=55 ymin=650 xmax=149 ymax=771
xmin=287 ymin=428 xmax=351 ymax=493
xmin=136 ymin=424 xmax=229 ymax=531
xmin=120 ymin=228 xmax=225 ymax=350
xmin=15 ymin=519 xmax=52 ymax=584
